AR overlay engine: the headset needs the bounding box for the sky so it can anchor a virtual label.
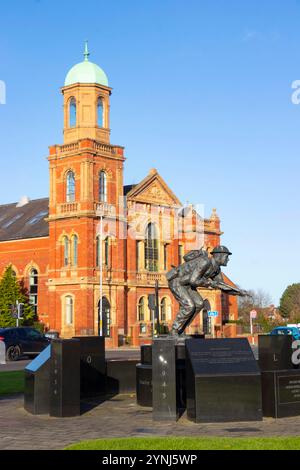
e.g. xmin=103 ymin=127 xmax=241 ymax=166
xmin=0 ymin=0 xmax=300 ymax=305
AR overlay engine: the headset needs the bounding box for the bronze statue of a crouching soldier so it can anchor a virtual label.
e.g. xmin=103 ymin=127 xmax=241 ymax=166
xmin=167 ymin=246 xmax=246 ymax=336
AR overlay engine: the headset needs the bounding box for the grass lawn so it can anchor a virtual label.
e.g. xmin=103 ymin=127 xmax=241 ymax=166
xmin=66 ymin=436 xmax=300 ymax=450
xmin=0 ymin=371 xmax=24 ymax=395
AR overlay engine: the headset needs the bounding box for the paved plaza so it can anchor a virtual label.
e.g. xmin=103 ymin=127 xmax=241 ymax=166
xmin=0 ymin=393 xmax=300 ymax=450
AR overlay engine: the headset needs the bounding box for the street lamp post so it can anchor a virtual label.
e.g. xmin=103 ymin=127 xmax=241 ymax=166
xmin=97 ymin=209 xmax=104 ymax=337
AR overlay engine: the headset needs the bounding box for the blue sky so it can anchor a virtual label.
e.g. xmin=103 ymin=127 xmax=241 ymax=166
xmin=0 ymin=0 xmax=300 ymax=305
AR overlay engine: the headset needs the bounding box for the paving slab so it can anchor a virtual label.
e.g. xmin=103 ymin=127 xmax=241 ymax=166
xmin=0 ymin=393 xmax=300 ymax=450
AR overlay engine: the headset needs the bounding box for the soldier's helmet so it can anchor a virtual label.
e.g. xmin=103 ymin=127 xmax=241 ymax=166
xmin=210 ymin=246 xmax=232 ymax=256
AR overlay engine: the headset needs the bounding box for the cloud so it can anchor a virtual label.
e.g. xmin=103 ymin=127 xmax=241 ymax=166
xmin=242 ymin=29 xmax=280 ymax=43
xmin=242 ymin=30 xmax=262 ymax=42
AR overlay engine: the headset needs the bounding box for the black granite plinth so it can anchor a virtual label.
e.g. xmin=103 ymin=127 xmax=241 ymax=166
xmin=136 ymin=364 xmax=152 ymax=407
xmin=49 ymin=339 xmax=80 ymax=417
xmin=106 ymin=359 xmax=138 ymax=394
xmin=141 ymin=345 xmax=152 ymax=365
xmin=258 ymin=335 xmax=298 ymax=371
xmin=73 ymin=336 xmax=105 ymax=396
xmin=261 ymin=370 xmax=300 ymax=418
xmin=152 ymin=337 xmax=177 ymax=421
xmin=24 ymin=345 xmax=51 ymax=415
xmin=136 ymin=341 xmax=190 ymax=410
xmin=186 ymin=338 xmax=262 ymax=423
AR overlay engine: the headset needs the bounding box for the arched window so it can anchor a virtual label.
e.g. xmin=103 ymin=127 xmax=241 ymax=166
xmin=72 ymin=235 xmax=78 ymax=266
xmin=145 ymin=223 xmax=159 ymax=272
xmin=160 ymin=297 xmax=167 ymax=322
xmin=63 ymin=236 xmax=69 ymax=267
xmin=66 ymin=171 xmax=75 ymax=202
xmin=138 ymin=297 xmax=147 ymax=334
xmin=99 ymin=171 xmax=107 ymax=202
xmin=69 ymin=98 xmax=76 ymax=128
xmin=29 ymin=269 xmax=38 ymax=315
xmin=65 ymin=296 xmax=74 ymax=325
xmin=97 ymin=97 xmax=104 ymax=127
xmin=97 ymin=297 xmax=111 ymax=337
xmin=96 ymin=236 xmax=110 ymax=267
xmin=138 ymin=297 xmax=146 ymax=322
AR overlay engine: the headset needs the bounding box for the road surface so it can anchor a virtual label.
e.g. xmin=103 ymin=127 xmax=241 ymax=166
xmin=0 ymin=348 xmax=141 ymax=372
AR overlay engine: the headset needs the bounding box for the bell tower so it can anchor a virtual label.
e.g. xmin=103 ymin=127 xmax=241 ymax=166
xmin=62 ymin=42 xmax=111 ymax=144
xmin=47 ymin=43 xmax=126 ymax=341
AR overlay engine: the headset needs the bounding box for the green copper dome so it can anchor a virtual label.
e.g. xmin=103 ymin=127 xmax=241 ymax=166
xmin=64 ymin=42 xmax=108 ymax=87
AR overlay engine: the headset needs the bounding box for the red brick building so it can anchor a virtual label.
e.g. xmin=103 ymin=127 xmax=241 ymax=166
xmin=0 ymin=47 xmax=238 ymax=346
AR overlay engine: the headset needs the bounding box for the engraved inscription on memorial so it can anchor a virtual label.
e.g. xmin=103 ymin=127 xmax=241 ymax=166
xmin=158 ymin=350 xmax=169 ymax=402
xmin=152 ymin=338 xmax=177 ymax=421
xmin=191 ymin=348 xmax=253 ymax=366
xmin=279 ymin=376 xmax=300 ymax=405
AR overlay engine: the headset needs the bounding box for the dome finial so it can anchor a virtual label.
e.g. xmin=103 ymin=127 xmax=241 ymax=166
xmin=84 ymin=40 xmax=90 ymax=62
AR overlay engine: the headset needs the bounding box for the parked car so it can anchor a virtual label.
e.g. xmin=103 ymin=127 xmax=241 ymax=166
xmin=44 ymin=330 xmax=59 ymax=340
xmin=0 ymin=327 xmax=50 ymax=361
xmin=270 ymin=326 xmax=300 ymax=341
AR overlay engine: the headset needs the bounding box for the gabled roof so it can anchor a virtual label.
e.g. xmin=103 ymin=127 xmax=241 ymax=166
xmin=0 ymin=198 xmax=49 ymax=242
xmin=123 ymin=184 xmax=136 ymax=196
xmin=125 ymin=169 xmax=181 ymax=207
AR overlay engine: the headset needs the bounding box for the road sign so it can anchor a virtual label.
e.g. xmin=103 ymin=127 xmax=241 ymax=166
xmin=250 ymin=310 xmax=257 ymax=319
xmin=208 ymin=311 xmax=218 ymax=318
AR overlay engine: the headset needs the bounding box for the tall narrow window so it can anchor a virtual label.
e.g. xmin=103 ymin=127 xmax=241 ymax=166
xmin=66 ymin=171 xmax=75 ymax=202
xmin=160 ymin=297 xmax=167 ymax=322
xmin=99 ymin=171 xmax=107 ymax=202
xmin=104 ymin=237 xmax=109 ymax=267
xmin=65 ymin=296 xmax=73 ymax=325
xmin=97 ymin=97 xmax=104 ymax=127
xmin=29 ymin=269 xmax=38 ymax=315
xmin=136 ymin=241 xmax=139 ymax=271
xmin=63 ymin=236 xmax=69 ymax=267
xmin=163 ymin=244 xmax=168 ymax=270
xmin=72 ymin=235 xmax=78 ymax=266
xmin=69 ymin=98 xmax=76 ymax=128
xmin=96 ymin=236 xmax=100 ymax=267
xmin=138 ymin=297 xmax=145 ymax=322
xmin=178 ymin=245 xmax=184 ymax=265
xmin=145 ymin=223 xmax=159 ymax=272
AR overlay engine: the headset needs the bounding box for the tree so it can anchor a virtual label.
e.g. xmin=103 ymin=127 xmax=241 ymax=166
xmin=279 ymin=284 xmax=300 ymax=321
xmin=0 ymin=265 xmax=35 ymax=327
xmin=238 ymin=288 xmax=281 ymax=333
xmin=238 ymin=289 xmax=272 ymax=322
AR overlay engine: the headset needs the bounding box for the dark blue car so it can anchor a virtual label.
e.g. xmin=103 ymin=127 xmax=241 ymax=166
xmin=0 ymin=327 xmax=50 ymax=361
xmin=270 ymin=326 xmax=300 ymax=341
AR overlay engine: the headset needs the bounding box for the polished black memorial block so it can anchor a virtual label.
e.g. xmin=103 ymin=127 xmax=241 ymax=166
xmin=258 ymin=335 xmax=298 ymax=371
xmin=141 ymin=345 xmax=152 ymax=365
xmin=136 ymin=342 xmax=187 ymax=410
xmin=136 ymin=363 xmax=152 ymax=407
xmin=186 ymin=338 xmax=262 ymax=423
xmin=106 ymin=359 xmax=138 ymax=394
xmin=152 ymin=337 xmax=177 ymax=421
xmin=24 ymin=345 xmax=51 ymax=415
xmin=261 ymin=370 xmax=300 ymax=418
xmin=73 ymin=336 xmax=105 ymax=396
xmin=49 ymin=339 xmax=80 ymax=417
